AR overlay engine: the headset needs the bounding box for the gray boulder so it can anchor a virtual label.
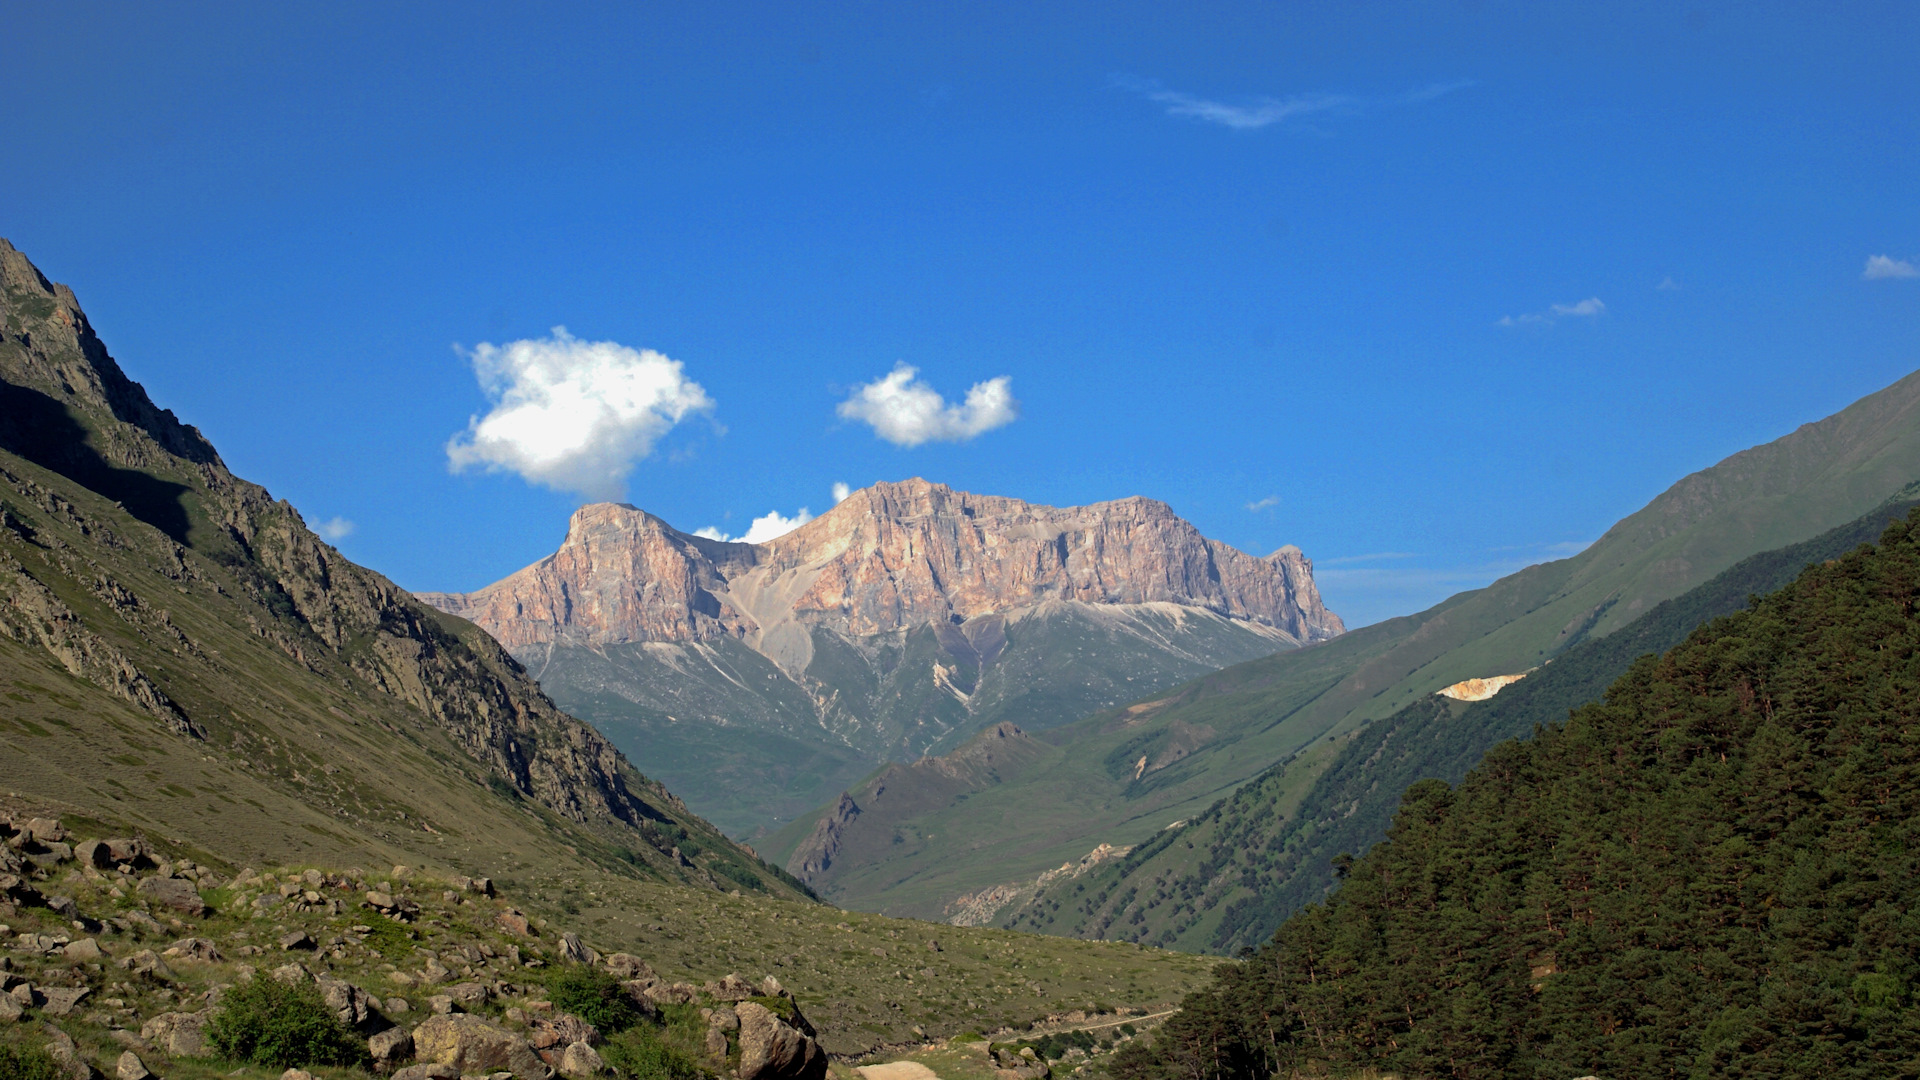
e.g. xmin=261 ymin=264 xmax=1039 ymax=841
xmin=136 ymin=877 xmax=206 ymax=917
xmin=411 ymin=1014 xmax=550 ymax=1080
xmin=735 ymin=1002 xmax=827 ymax=1080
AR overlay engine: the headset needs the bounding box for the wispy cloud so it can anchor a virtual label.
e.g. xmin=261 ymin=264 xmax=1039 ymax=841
xmin=446 ymin=327 xmax=714 ymax=500
xmin=831 ymin=482 xmax=852 ymax=504
xmin=695 ymin=507 xmax=813 ymax=545
xmin=1656 ymin=276 xmax=1682 ymax=291
xmin=1863 ymin=255 xmax=1918 ymax=280
xmin=1245 ymin=495 xmax=1281 ymax=512
xmin=315 ymin=517 xmax=354 ymax=542
xmin=1115 ymin=75 xmax=1471 ymax=130
xmin=837 ymin=364 xmax=1018 ymax=447
xmin=1499 ymin=297 xmax=1607 ymax=327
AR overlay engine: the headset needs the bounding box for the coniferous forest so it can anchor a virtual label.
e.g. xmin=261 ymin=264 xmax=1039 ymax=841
xmin=1113 ymin=514 xmax=1920 ymax=1080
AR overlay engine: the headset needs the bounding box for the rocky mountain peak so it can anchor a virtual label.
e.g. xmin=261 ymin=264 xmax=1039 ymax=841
xmin=424 ymin=479 xmax=1344 ymax=654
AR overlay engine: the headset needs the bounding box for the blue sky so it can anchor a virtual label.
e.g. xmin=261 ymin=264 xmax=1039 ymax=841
xmin=7 ymin=1 xmax=1918 ymax=628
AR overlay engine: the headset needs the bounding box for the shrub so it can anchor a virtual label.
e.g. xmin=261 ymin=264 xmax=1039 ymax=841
xmin=206 ymin=976 xmax=370 ymax=1069
xmin=0 ymin=1043 xmax=63 ymax=1080
xmin=601 ymin=1025 xmax=708 ymax=1080
xmin=549 ymin=965 xmax=643 ymax=1035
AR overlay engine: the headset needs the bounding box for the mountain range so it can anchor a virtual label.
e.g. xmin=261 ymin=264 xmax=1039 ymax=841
xmin=0 ymin=237 xmax=1228 ymax=1056
xmin=420 ymin=484 xmax=1342 ymax=836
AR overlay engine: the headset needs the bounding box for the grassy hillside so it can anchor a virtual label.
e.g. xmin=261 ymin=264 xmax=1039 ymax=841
xmin=780 ymin=368 xmax=1920 ymax=923
xmin=1112 ymin=509 xmax=1920 ymax=1079
xmin=1004 ymin=483 xmax=1920 ymax=952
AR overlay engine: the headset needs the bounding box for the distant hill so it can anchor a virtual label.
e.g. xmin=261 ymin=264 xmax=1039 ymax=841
xmin=0 ymin=237 xmax=802 ymax=901
xmin=1111 ymin=508 xmax=1920 ymax=1080
xmin=769 ymin=367 xmax=1920 ymax=925
xmin=1003 ymin=481 xmax=1920 ymax=951
xmin=420 ymin=483 xmax=1343 ymax=837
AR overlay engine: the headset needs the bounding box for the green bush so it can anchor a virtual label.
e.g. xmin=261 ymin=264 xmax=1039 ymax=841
xmin=601 ymin=1025 xmax=708 ymax=1080
xmin=0 ymin=1043 xmax=63 ymax=1080
xmin=206 ymin=976 xmax=370 ymax=1069
xmin=548 ymin=966 xmax=643 ymax=1035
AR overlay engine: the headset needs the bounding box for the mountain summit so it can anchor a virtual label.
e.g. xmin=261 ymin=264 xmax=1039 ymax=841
xmin=422 ymin=482 xmax=1341 ymax=834
xmin=425 ymin=479 xmax=1340 ymax=650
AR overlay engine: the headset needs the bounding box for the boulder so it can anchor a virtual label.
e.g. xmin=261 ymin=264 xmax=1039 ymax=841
xmin=411 ymin=1014 xmax=550 ymax=1080
xmin=0 ymin=874 xmax=45 ymax=906
xmin=602 ymin=954 xmax=653 ymax=980
xmin=115 ymin=1051 xmax=149 ymax=1080
xmin=445 ymin=982 xmax=490 ymax=1009
xmin=22 ymin=818 xmax=66 ymax=843
xmin=368 ymin=1025 xmax=414 ymax=1069
xmin=557 ymin=934 xmax=595 ymax=965
xmin=280 ymin=1071 xmax=315 ymax=1080
xmin=0 ymin=993 xmax=20 ymax=1023
xmin=736 ymin=1002 xmax=827 ymax=1080
xmin=61 ymin=938 xmax=104 ymax=962
xmin=529 ymin=1014 xmax=599 ymax=1053
xmin=136 ymin=877 xmax=206 ymax=917
xmin=642 ymin=983 xmax=695 ymax=1007
xmin=104 ymin=839 xmax=153 ymax=868
xmin=140 ymin=1011 xmax=210 ymax=1057
xmin=315 ymin=973 xmax=379 ymax=1028
xmin=162 ymin=938 xmax=223 ymax=962
xmin=559 ymin=1041 xmax=606 ymax=1079
xmin=703 ymin=974 xmax=757 ymax=1002
xmin=39 ymin=987 xmax=90 ymax=1016
xmin=703 ymin=1026 xmax=728 ymax=1057
xmin=117 ymin=950 xmax=174 ymax=981
xmin=497 ymin=910 xmax=534 ymax=937
xmin=279 ymin=931 xmax=316 ymax=951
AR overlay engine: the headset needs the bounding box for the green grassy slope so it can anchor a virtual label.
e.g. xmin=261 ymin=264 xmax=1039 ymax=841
xmin=1114 ymin=509 xmax=1920 ymax=1079
xmin=784 ymin=367 xmax=1920 ymax=922
xmin=532 ymin=600 xmax=1305 ymax=841
xmin=1006 ymin=483 xmax=1920 ymax=952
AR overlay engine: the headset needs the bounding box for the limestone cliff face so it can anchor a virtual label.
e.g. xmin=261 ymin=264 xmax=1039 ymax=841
xmin=422 ymin=480 xmax=1344 ymax=655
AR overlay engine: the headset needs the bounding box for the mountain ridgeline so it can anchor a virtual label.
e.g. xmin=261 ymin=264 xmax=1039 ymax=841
xmin=421 ymin=485 xmax=1343 ymax=836
xmin=0 ymin=236 xmax=802 ymax=900
xmin=1115 ymin=509 xmax=1920 ymax=1080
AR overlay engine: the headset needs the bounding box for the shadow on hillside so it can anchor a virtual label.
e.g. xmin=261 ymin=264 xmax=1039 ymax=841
xmin=0 ymin=378 xmax=193 ymax=544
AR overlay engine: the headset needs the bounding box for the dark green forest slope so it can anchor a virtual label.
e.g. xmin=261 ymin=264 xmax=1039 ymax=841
xmin=1012 ymin=484 xmax=1920 ymax=953
xmin=1115 ymin=510 xmax=1920 ymax=1080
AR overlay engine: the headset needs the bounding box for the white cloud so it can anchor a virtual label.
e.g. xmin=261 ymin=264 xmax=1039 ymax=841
xmin=1864 ymin=255 xmax=1919 ymax=280
xmin=446 ymin=327 xmax=714 ymax=500
xmin=1657 ymin=276 xmax=1682 ymax=291
xmin=1500 ymin=297 xmax=1606 ymax=326
xmin=832 ymin=482 xmax=852 ymax=504
xmin=837 ymin=364 xmax=1018 ymax=447
xmin=1245 ymin=495 xmax=1280 ymax=512
xmin=694 ymin=508 xmax=814 ymax=544
xmin=315 ymin=517 xmax=354 ymax=541
xmin=1114 ymin=76 xmax=1470 ymax=130
xmin=1550 ymin=298 xmax=1606 ymax=317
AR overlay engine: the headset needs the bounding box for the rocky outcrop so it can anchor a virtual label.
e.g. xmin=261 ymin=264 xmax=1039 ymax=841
xmin=1435 ymin=672 xmax=1531 ymax=702
xmin=791 ymin=793 xmax=860 ymax=880
xmin=422 ymin=481 xmax=1343 ymax=653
